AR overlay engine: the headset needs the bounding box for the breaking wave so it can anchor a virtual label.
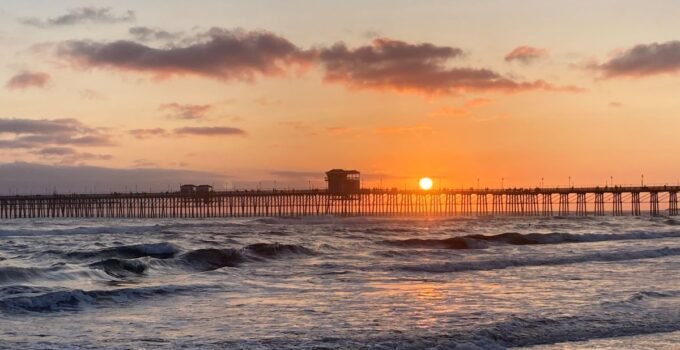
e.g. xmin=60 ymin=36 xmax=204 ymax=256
xmin=66 ymin=242 xmax=180 ymax=260
xmin=0 ymin=285 xmax=202 ymax=313
xmin=385 ymin=230 xmax=680 ymax=250
xmin=176 ymin=248 xmax=246 ymax=271
xmin=398 ymin=247 xmax=680 ymax=273
xmin=243 ymin=243 xmax=315 ymax=258
xmin=0 ymin=266 xmax=55 ymax=284
xmin=89 ymin=258 xmax=148 ymax=278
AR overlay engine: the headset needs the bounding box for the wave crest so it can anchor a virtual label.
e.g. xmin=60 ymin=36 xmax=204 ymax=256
xmin=66 ymin=242 xmax=180 ymax=260
xmin=385 ymin=231 xmax=680 ymax=250
xmin=244 ymin=243 xmax=315 ymax=258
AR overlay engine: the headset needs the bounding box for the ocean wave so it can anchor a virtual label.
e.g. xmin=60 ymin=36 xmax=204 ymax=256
xmin=89 ymin=258 xmax=148 ymax=278
xmin=0 ymin=285 xmax=199 ymax=313
xmin=397 ymin=247 xmax=680 ymax=273
xmin=176 ymin=248 xmax=246 ymax=271
xmin=243 ymin=243 xmax=315 ymax=258
xmin=79 ymin=243 xmax=317 ymax=276
xmin=385 ymin=230 xmax=680 ymax=250
xmin=0 ymin=264 xmax=90 ymax=285
xmin=66 ymin=242 xmax=180 ymax=260
xmin=0 ymin=266 xmax=50 ymax=284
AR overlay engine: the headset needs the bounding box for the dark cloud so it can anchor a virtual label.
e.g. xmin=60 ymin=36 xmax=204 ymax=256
xmin=53 ymin=30 xmax=580 ymax=95
xmin=594 ymin=41 xmax=680 ymax=78
xmin=130 ymin=126 xmax=245 ymax=138
xmin=129 ymin=26 xmax=181 ymax=42
xmin=6 ymin=71 xmax=50 ymax=90
xmin=0 ymin=162 xmax=225 ymax=194
xmin=130 ymin=128 xmax=168 ymax=139
xmin=159 ymin=103 xmax=211 ymax=120
xmin=504 ymin=46 xmax=548 ymax=64
xmin=319 ymin=39 xmax=575 ymax=94
xmin=34 ymin=147 xmax=112 ymax=163
xmin=36 ymin=146 xmax=77 ymax=156
xmin=0 ymin=118 xmax=111 ymax=149
xmin=20 ymin=7 xmax=135 ymax=28
xmin=56 ymin=28 xmax=313 ymax=80
xmin=174 ymin=126 xmax=246 ymax=136
xmin=0 ymin=118 xmax=84 ymax=134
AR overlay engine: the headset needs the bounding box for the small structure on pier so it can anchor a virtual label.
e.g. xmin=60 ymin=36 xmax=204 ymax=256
xmin=180 ymin=184 xmax=196 ymax=195
xmin=196 ymin=185 xmax=213 ymax=195
xmin=325 ymin=169 xmax=360 ymax=195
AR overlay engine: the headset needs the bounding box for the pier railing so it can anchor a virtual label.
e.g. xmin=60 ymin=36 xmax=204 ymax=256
xmin=0 ymin=186 xmax=678 ymax=219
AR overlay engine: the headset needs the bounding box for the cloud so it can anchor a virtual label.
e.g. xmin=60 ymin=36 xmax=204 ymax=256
xmin=34 ymin=146 xmax=112 ymax=164
xmin=593 ymin=41 xmax=680 ymax=78
xmin=0 ymin=162 xmax=225 ymax=194
xmin=174 ymin=126 xmax=246 ymax=136
xmin=129 ymin=128 xmax=168 ymax=139
xmin=504 ymin=46 xmax=548 ymax=64
xmin=0 ymin=118 xmax=84 ymax=134
xmin=56 ymin=28 xmax=313 ymax=81
xmin=20 ymin=7 xmax=135 ymax=28
xmin=52 ymin=29 xmax=580 ymax=95
xmin=6 ymin=71 xmax=50 ymax=90
xmin=130 ymin=126 xmax=246 ymax=138
xmin=0 ymin=118 xmax=111 ymax=149
xmin=319 ymin=38 xmax=574 ymax=95
xmin=159 ymin=103 xmax=211 ymax=120
xmin=129 ymin=26 xmax=181 ymax=42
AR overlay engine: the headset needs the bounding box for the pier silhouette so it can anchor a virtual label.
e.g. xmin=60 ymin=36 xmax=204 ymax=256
xmin=0 ymin=185 xmax=678 ymax=218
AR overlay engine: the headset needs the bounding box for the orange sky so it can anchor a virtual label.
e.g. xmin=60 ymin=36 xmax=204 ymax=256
xmin=2 ymin=1 xmax=680 ymax=191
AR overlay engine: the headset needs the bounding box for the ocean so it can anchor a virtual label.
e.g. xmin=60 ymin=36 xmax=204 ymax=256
xmin=0 ymin=216 xmax=679 ymax=349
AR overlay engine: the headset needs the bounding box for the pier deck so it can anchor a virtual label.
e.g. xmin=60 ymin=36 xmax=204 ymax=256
xmin=0 ymin=186 xmax=678 ymax=219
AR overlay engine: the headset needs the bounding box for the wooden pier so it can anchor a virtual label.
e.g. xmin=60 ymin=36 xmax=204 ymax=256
xmin=0 ymin=186 xmax=679 ymax=219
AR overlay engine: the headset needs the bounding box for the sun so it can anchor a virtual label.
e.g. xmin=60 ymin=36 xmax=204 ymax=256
xmin=419 ymin=177 xmax=433 ymax=190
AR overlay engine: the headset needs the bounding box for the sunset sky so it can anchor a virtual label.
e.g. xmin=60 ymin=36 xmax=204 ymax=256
xmin=2 ymin=1 xmax=680 ymax=192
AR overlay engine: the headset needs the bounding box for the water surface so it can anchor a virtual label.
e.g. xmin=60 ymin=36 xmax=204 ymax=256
xmin=1 ymin=216 xmax=679 ymax=349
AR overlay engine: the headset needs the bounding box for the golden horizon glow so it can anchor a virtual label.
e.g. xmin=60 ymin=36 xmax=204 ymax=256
xmin=419 ymin=177 xmax=433 ymax=190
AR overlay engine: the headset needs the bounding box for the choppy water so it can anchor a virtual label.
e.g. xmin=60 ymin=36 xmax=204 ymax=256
xmin=1 ymin=216 xmax=679 ymax=349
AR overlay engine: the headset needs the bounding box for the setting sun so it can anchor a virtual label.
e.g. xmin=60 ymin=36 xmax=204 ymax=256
xmin=419 ymin=177 xmax=433 ymax=190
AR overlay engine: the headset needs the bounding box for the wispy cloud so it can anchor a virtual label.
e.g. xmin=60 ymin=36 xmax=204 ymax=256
xmin=159 ymin=103 xmax=211 ymax=120
xmin=128 ymin=26 xmax=181 ymax=42
xmin=6 ymin=71 xmax=50 ymax=90
xmin=34 ymin=146 xmax=112 ymax=164
xmin=174 ymin=126 xmax=246 ymax=136
xmin=20 ymin=7 xmax=135 ymax=28
xmin=504 ymin=46 xmax=548 ymax=64
xmin=0 ymin=118 xmax=111 ymax=149
xmin=129 ymin=128 xmax=168 ymax=139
